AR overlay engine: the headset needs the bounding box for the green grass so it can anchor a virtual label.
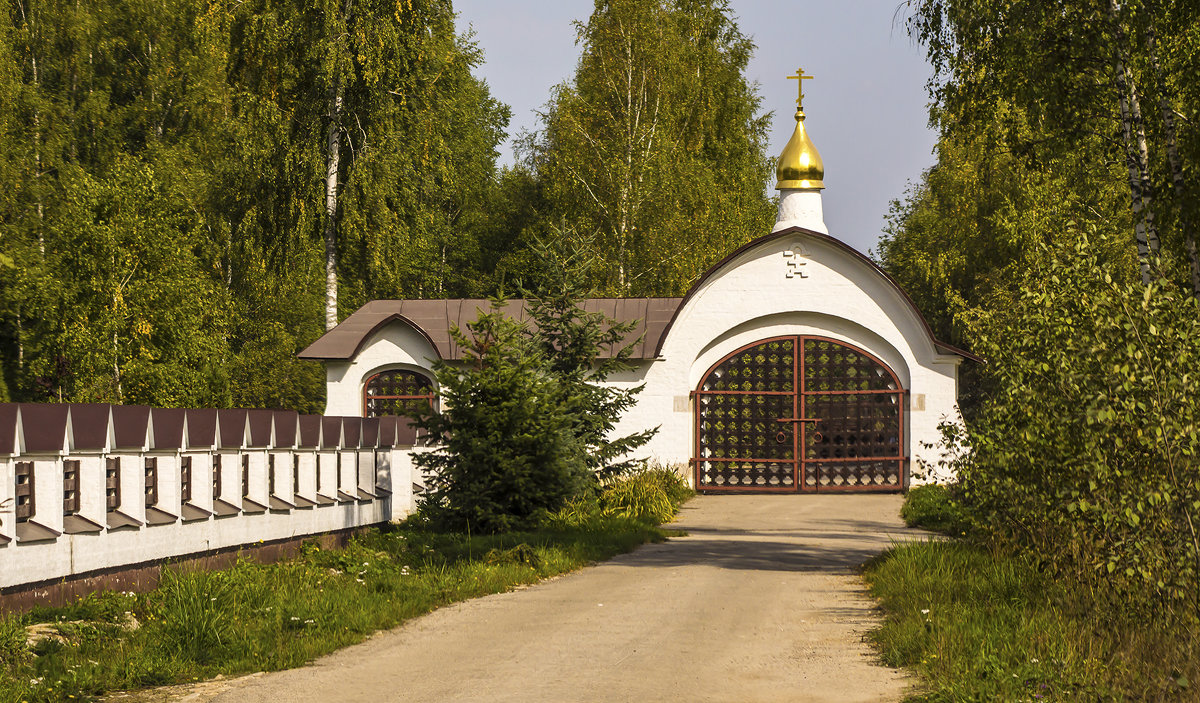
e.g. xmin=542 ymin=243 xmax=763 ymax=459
xmin=899 ymin=484 xmax=967 ymax=536
xmin=864 ymin=540 xmax=1198 ymax=702
xmin=0 ymin=514 xmax=681 ymax=702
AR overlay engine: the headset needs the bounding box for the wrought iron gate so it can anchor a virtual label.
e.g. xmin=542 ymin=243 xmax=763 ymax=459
xmin=693 ymin=336 xmax=905 ymax=492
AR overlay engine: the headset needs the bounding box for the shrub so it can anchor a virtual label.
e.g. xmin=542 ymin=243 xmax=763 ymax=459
xmin=942 ymin=232 xmax=1200 ymax=626
xmin=900 ymin=484 xmax=966 ymax=535
xmin=599 ymin=466 xmax=692 ymax=525
xmin=415 ymin=300 xmax=591 ymax=533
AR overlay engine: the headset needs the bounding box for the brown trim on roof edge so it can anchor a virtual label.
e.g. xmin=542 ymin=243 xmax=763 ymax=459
xmin=649 ymin=226 xmax=982 ymax=363
xmin=344 ymin=312 xmax=443 ymax=362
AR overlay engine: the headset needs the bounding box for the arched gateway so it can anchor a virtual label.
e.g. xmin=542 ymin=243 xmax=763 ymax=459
xmin=300 ymin=80 xmax=975 ymax=494
xmin=694 ymin=336 xmax=904 ymax=492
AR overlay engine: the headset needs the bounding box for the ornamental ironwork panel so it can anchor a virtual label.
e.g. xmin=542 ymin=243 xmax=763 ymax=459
xmin=695 ymin=338 xmax=797 ymax=491
xmin=694 ymin=335 xmax=905 ymax=493
xmin=363 ymin=369 xmax=435 ymax=419
xmin=803 ymin=338 xmax=899 ymax=392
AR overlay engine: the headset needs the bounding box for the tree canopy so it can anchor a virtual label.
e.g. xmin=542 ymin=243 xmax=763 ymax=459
xmin=0 ymin=0 xmax=784 ymax=408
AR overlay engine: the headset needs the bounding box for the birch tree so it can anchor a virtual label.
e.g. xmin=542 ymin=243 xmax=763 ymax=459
xmin=907 ymin=0 xmax=1199 ymax=292
xmin=528 ymin=0 xmax=772 ymax=296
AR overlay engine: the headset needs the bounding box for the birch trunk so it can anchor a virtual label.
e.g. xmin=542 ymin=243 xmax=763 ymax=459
xmin=1110 ymin=1 xmax=1160 ymax=284
xmin=323 ymin=75 xmax=344 ymax=332
xmin=1145 ymin=22 xmax=1199 ymax=298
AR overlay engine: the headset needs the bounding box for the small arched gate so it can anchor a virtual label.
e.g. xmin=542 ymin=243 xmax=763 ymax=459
xmin=693 ymin=336 xmax=905 ymax=492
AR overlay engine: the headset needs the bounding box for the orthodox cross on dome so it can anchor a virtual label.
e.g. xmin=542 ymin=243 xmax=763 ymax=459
xmin=787 ymin=67 xmax=814 ymax=111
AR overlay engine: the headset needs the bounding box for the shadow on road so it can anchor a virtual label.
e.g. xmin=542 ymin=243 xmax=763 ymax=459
xmin=616 ymin=528 xmax=926 ymax=573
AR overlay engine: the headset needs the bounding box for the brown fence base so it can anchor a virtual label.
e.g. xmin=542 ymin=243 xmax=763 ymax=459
xmin=0 ymin=524 xmax=381 ymax=614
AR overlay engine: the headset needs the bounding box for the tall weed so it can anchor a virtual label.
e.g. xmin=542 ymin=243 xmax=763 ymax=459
xmin=145 ymin=568 xmax=235 ymax=664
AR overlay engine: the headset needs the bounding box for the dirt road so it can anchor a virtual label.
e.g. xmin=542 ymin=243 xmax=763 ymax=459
xmin=175 ymin=494 xmax=916 ymax=703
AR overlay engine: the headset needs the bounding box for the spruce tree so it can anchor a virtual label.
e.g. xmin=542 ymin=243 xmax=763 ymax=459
xmin=523 ymin=235 xmax=657 ymax=479
xmin=414 ymin=298 xmax=590 ymax=532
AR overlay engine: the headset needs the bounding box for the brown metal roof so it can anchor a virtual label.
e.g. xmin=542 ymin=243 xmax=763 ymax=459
xmin=272 ymin=410 xmax=299 ymax=447
xmin=297 ymin=298 xmax=684 ymax=362
xmin=184 ymin=408 xmax=218 ymax=449
xmin=320 ymin=416 xmax=342 ymax=449
xmin=69 ymin=404 xmax=111 ymax=451
xmin=246 ymin=409 xmax=274 ymax=447
xmin=361 ymin=417 xmax=380 ymax=447
xmin=0 ymin=404 xmax=17 ymax=455
xmin=150 ymin=407 xmax=186 ymax=450
xmin=19 ymin=403 xmax=70 ymax=453
xmin=0 ymin=403 xmax=403 ymax=453
xmin=342 ymin=417 xmax=362 ymax=448
xmin=298 ymin=414 xmax=322 ymax=448
xmin=216 ymin=409 xmax=247 ymax=449
xmin=110 ymin=405 xmax=152 ymax=450
xmin=377 ymin=416 xmax=398 ymax=448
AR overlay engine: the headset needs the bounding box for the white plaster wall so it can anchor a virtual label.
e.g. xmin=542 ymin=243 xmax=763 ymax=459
xmin=243 ymin=450 xmax=269 ymax=511
xmin=75 ymin=454 xmax=107 ymax=529
xmin=387 ymin=448 xmax=419 ymax=519
xmin=110 ymin=453 xmax=147 ymax=525
xmin=774 ymin=190 xmax=828 ymax=234
xmin=295 ymin=451 xmax=319 ymax=504
xmin=607 ymin=231 xmax=962 ymax=486
xmin=317 ymin=451 xmax=338 ymax=500
xmin=268 ymin=450 xmax=294 ymax=507
xmin=213 ymin=452 xmax=241 ymax=508
xmin=337 ymin=451 xmax=356 ymax=501
xmin=324 ymin=325 xmax=440 ymax=416
xmin=0 ymin=445 xmax=415 ymax=589
xmin=181 ymin=451 xmax=214 ymax=515
xmin=146 ymin=452 xmax=182 ymax=520
xmin=24 ymin=455 xmax=64 ymax=536
xmin=0 ymin=457 xmax=13 ymax=543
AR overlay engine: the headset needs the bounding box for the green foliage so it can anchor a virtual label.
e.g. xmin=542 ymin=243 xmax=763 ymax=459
xmin=521 ymin=0 xmax=774 ymax=296
xmin=877 ymin=109 xmax=1134 ymax=353
xmin=415 ymin=298 xmax=591 ymax=532
xmin=523 ymin=235 xmax=658 ymax=477
xmin=417 ymin=238 xmax=664 ymax=533
xmin=0 ymin=518 xmax=673 ymax=701
xmin=540 ymin=464 xmax=692 ymax=528
xmin=145 ymin=568 xmax=236 ymax=665
xmin=903 ymin=0 xmax=1200 ymax=291
xmin=900 ymin=485 xmax=967 ymax=536
xmin=598 ymin=465 xmax=693 ymax=525
xmin=941 ymin=232 xmax=1200 ymax=625
xmin=0 ymin=0 xmax=507 ymax=409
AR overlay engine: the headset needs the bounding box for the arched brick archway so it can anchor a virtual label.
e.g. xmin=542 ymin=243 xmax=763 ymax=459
xmin=693 ymin=336 xmax=906 ymax=492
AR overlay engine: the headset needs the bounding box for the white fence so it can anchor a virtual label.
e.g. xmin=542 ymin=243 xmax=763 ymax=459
xmin=0 ymin=403 xmax=419 ymax=591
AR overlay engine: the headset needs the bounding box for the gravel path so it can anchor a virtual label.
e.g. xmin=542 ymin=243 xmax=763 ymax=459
xmin=157 ymin=494 xmax=917 ymax=703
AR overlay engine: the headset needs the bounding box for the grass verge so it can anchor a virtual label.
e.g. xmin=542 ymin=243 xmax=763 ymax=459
xmin=0 ymin=477 xmax=690 ymax=703
xmin=864 ymin=539 xmax=1197 ymax=702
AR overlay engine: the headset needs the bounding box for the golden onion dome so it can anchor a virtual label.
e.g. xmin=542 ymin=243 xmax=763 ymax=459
xmin=775 ymin=108 xmax=825 ymax=190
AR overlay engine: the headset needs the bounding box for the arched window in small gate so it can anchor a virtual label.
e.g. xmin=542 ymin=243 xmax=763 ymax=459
xmin=362 ymin=369 xmax=435 ymax=445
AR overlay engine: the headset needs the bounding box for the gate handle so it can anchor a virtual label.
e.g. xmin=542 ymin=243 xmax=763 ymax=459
xmin=775 ymin=418 xmax=822 ymax=423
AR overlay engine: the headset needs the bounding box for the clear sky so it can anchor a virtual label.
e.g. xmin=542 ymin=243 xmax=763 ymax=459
xmin=454 ymin=0 xmax=938 ymax=255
